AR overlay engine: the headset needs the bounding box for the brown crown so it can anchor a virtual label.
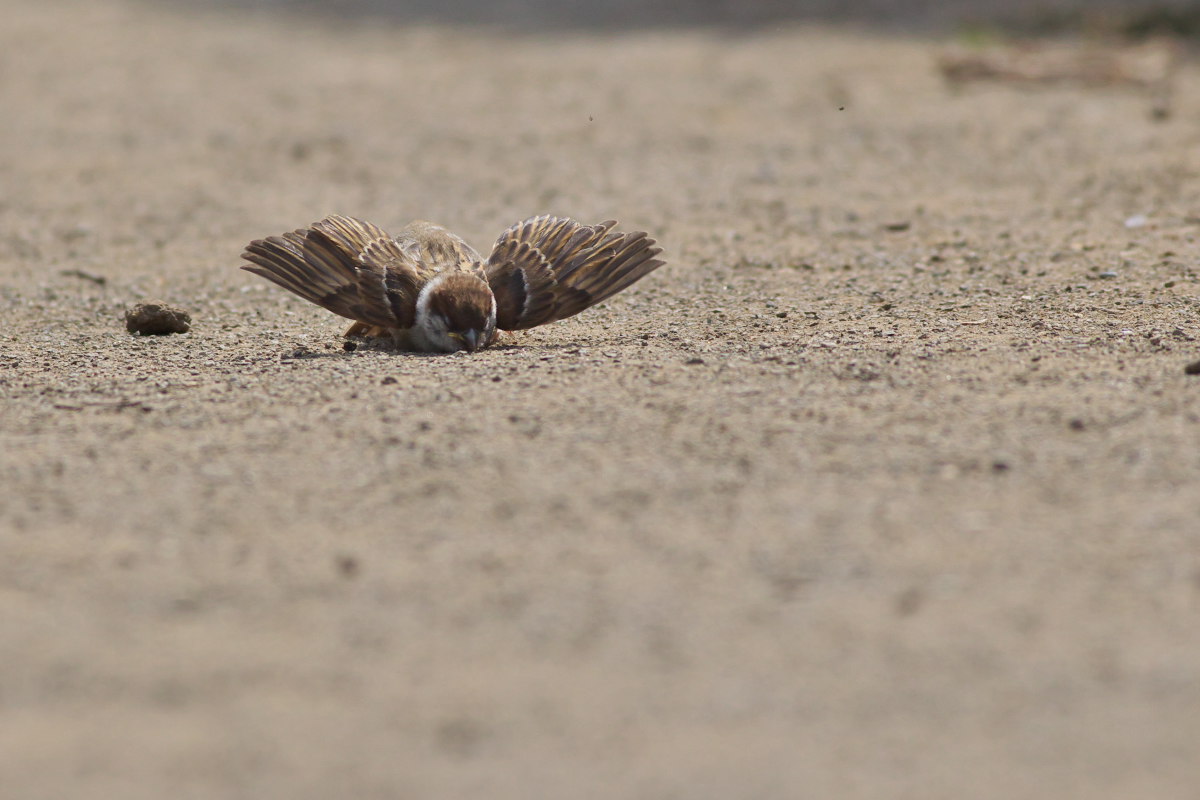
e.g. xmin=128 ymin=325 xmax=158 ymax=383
xmin=425 ymin=272 xmax=493 ymax=332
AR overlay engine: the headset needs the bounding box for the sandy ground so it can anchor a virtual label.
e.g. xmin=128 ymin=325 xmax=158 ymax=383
xmin=3 ymin=1 xmax=1200 ymax=797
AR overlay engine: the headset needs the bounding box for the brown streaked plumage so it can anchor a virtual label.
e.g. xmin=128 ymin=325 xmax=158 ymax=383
xmin=240 ymin=214 xmax=665 ymax=353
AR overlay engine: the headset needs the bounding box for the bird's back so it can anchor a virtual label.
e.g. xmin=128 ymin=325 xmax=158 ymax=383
xmin=394 ymin=221 xmax=482 ymax=273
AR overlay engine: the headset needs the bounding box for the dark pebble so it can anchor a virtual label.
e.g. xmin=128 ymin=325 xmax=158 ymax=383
xmin=343 ymin=340 xmax=357 ymax=352
xmin=1185 ymin=360 xmax=1200 ymax=376
xmin=381 ymin=376 xmax=398 ymax=385
xmin=335 ymin=554 xmax=359 ymax=578
xmin=1068 ymin=418 xmax=1086 ymax=431
xmin=124 ymin=301 xmax=191 ymax=335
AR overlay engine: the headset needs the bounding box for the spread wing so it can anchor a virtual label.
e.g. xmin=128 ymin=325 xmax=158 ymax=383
xmin=483 ymin=216 xmax=664 ymax=331
xmin=240 ymin=215 xmax=435 ymax=329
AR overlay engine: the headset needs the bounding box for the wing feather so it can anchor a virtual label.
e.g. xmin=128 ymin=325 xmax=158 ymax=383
xmin=240 ymin=215 xmax=432 ymax=329
xmin=484 ymin=216 xmax=664 ymax=331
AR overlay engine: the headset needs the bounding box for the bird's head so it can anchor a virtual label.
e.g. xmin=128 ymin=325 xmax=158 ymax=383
xmin=414 ymin=271 xmax=496 ymax=353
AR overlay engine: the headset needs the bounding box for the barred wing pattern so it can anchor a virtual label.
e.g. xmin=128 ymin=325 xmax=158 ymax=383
xmin=484 ymin=216 xmax=664 ymax=331
xmin=241 ymin=215 xmax=434 ymax=329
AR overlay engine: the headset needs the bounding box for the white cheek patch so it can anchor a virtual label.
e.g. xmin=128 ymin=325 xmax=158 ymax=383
xmin=415 ymin=272 xmax=452 ymax=321
xmin=413 ymin=273 xmax=458 ymax=352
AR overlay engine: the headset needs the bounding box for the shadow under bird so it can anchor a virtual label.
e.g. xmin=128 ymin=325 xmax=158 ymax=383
xmin=240 ymin=214 xmax=665 ymax=353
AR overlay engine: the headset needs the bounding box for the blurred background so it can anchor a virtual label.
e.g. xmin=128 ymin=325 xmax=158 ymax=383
xmin=165 ymin=0 xmax=1200 ymax=33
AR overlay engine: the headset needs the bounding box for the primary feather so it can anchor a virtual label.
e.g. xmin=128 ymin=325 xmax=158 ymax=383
xmin=483 ymin=216 xmax=664 ymax=330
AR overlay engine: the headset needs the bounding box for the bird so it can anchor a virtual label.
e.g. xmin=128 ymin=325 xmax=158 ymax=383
xmin=240 ymin=214 xmax=665 ymax=353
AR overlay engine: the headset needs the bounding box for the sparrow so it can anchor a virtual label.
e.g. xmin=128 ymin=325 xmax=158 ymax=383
xmin=240 ymin=214 xmax=664 ymax=352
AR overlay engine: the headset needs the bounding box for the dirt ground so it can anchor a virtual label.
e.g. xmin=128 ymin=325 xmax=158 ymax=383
xmin=3 ymin=1 xmax=1200 ymax=797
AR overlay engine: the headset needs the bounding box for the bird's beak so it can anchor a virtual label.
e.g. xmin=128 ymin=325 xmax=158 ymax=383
xmin=462 ymin=329 xmax=480 ymax=352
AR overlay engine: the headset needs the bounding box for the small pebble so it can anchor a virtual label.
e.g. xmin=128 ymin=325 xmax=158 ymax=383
xmin=381 ymin=376 xmax=398 ymax=385
xmin=124 ymin=301 xmax=191 ymax=335
xmin=1097 ymin=271 xmax=1119 ymax=279
xmin=343 ymin=340 xmax=357 ymax=352
xmin=335 ymin=554 xmax=359 ymax=578
xmin=1184 ymin=360 xmax=1200 ymax=376
xmin=1068 ymin=418 xmax=1086 ymax=431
